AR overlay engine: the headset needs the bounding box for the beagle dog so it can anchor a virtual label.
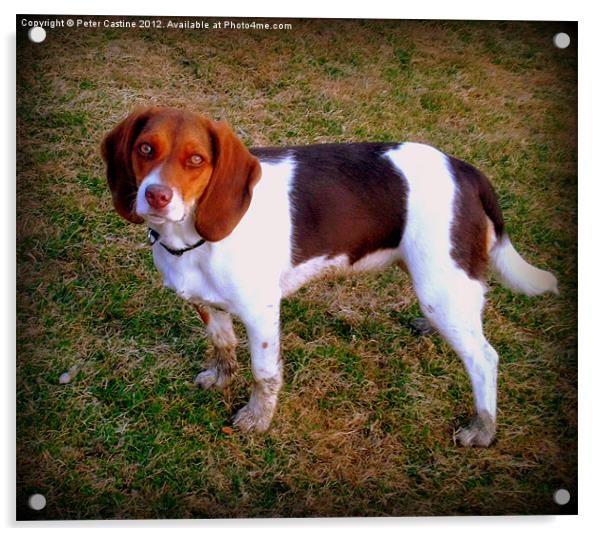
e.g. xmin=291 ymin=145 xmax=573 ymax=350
xmin=101 ymin=106 xmax=558 ymax=447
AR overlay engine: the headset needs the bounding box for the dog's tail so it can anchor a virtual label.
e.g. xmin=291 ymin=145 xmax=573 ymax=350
xmin=479 ymin=175 xmax=559 ymax=297
xmin=490 ymin=235 xmax=559 ymax=296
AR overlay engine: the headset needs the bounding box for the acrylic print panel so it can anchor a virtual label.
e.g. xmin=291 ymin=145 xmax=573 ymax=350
xmin=16 ymin=15 xmax=577 ymax=519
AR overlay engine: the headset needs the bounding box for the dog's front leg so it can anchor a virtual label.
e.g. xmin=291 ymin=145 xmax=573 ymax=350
xmin=193 ymin=305 xmax=239 ymax=390
xmin=233 ymin=303 xmax=283 ymax=433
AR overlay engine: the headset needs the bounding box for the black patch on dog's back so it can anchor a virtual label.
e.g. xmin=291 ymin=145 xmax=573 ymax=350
xmin=253 ymin=143 xmax=408 ymax=266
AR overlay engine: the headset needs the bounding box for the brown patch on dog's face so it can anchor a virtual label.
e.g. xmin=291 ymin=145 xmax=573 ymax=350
xmin=130 ymin=110 xmax=215 ymax=208
xmin=103 ymin=107 xmax=261 ymax=241
xmin=101 ymin=107 xmax=158 ymax=223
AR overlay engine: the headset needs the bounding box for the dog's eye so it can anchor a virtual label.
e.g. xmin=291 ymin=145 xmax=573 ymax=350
xmin=188 ymin=154 xmax=204 ymax=166
xmin=139 ymin=143 xmax=153 ymax=156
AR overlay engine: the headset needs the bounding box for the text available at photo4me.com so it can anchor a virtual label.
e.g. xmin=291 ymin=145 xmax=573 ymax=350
xmin=20 ymin=17 xmax=294 ymax=32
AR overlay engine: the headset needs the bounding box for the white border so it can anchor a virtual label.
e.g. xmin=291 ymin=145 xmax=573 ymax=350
xmin=3 ymin=0 xmax=584 ymax=20
xmin=4 ymin=1 xmax=600 ymax=534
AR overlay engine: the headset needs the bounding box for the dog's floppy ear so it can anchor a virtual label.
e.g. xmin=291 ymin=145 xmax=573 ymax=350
xmin=101 ymin=107 xmax=157 ymax=223
xmin=195 ymin=121 xmax=261 ymax=242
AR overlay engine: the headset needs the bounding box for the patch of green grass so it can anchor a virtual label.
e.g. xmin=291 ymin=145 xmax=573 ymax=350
xmin=79 ymin=79 xmax=97 ymax=90
xmin=45 ymin=111 xmax=87 ymax=128
xmin=395 ymin=47 xmax=412 ymax=69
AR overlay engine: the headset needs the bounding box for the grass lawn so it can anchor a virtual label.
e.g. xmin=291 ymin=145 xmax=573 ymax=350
xmin=16 ymin=17 xmax=577 ymax=518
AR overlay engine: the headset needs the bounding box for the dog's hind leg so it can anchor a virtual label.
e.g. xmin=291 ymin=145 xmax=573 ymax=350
xmin=193 ymin=305 xmax=239 ymax=390
xmin=412 ymin=270 xmax=499 ymax=447
xmin=389 ymin=142 xmax=499 ymax=446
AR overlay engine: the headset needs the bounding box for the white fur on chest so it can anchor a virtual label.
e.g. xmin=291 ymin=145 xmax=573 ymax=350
xmin=150 ymin=157 xmax=296 ymax=314
xmin=153 ymin=246 xmax=229 ymax=308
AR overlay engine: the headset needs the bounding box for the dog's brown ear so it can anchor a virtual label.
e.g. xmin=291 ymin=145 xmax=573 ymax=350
xmin=101 ymin=107 xmax=157 ymax=223
xmin=195 ymin=121 xmax=261 ymax=241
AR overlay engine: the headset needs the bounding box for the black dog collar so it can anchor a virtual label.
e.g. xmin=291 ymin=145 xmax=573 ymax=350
xmin=147 ymin=228 xmax=206 ymax=257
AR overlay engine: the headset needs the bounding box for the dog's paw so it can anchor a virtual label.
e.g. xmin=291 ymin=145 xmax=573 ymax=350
xmin=194 ymin=348 xmax=238 ymax=391
xmin=194 ymin=367 xmax=232 ymax=391
xmin=455 ymin=411 xmax=496 ymax=447
xmin=194 ymin=368 xmax=219 ymax=390
xmin=233 ymin=403 xmax=273 ymax=433
xmin=233 ymin=376 xmax=281 ymax=433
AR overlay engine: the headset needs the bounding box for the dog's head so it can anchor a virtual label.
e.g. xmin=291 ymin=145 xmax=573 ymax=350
xmin=101 ymin=107 xmax=261 ymax=241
